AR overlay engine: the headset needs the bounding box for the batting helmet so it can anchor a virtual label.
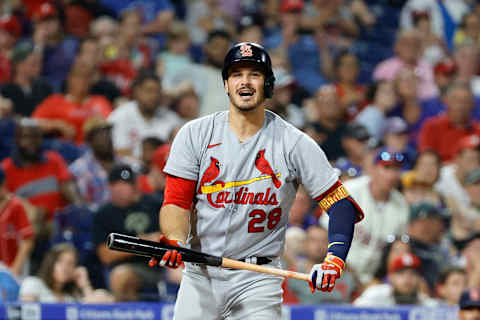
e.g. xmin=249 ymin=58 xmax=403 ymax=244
xmin=222 ymin=42 xmax=275 ymax=98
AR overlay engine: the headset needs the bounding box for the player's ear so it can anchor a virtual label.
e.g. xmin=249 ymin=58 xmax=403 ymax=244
xmin=224 ymin=80 xmax=229 ymax=96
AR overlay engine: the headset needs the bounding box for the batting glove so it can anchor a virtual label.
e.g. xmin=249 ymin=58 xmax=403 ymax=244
xmin=148 ymin=236 xmax=185 ymax=269
xmin=309 ymin=254 xmax=345 ymax=293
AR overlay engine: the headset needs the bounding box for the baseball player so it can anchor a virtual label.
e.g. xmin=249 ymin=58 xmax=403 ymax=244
xmin=149 ymin=42 xmax=364 ymax=319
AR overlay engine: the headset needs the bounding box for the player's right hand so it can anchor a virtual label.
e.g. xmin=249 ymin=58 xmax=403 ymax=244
xmin=148 ymin=235 xmax=185 ymax=269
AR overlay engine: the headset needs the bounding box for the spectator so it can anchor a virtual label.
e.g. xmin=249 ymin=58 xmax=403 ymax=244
xmin=69 ymin=117 xmax=118 ymax=211
xmin=458 ymin=288 xmax=480 ymax=320
xmin=432 ymin=58 xmax=457 ymax=96
xmin=419 ymin=82 xmax=480 ymax=163
xmin=407 ymin=202 xmax=451 ymax=290
xmin=334 ymin=51 xmax=366 ymax=120
xmin=435 ymin=134 xmax=480 ymax=208
xmin=400 ymin=0 xmax=469 ymax=49
xmin=325 ymin=149 xmax=409 ymax=285
xmin=108 ymin=70 xmax=182 ymax=159
xmin=389 ymin=69 xmax=442 ymax=148
xmin=137 ymin=144 xmax=170 ymax=198
xmin=454 ymin=43 xmax=480 ymax=97
xmin=33 ymin=59 xmax=113 ymax=144
xmin=436 ymin=267 xmax=468 ymax=306
xmin=92 ymin=164 xmax=165 ymax=301
xmin=141 ymin=136 xmax=164 ymax=172
xmin=382 ymin=117 xmax=417 ymax=169
xmin=370 ymin=234 xmax=411 ymax=286
xmin=411 ymin=10 xmax=447 ymax=66
xmin=20 ymin=243 xmax=112 ymax=302
xmin=158 ymin=20 xmax=194 ymax=95
xmin=355 ymin=80 xmax=397 ymax=141
xmin=287 ymin=225 xmax=359 ymax=304
xmin=373 ymin=30 xmax=438 ymax=100
xmin=283 ymin=226 xmax=306 ymax=270
xmin=304 ymin=85 xmax=346 ymax=161
xmin=0 ymin=167 xmax=34 ymax=277
xmin=90 ymin=16 xmax=118 ymax=56
xmin=1 ymin=119 xmax=82 ymax=222
xmin=266 ymin=67 xmax=304 ymax=129
xmin=170 ymin=88 xmax=200 ymax=122
xmin=236 ymin=15 xmax=263 ymax=45
xmin=168 ymin=29 xmax=231 ymax=116
xmin=354 ymin=252 xmax=437 ymax=306
xmin=0 ymin=14 xmax=22 ymax=84
xmin=336 ymin=122 xmax=372 ymax=179
xmin=32 ymin=3 xmax=79 ymax=92
xmin=0 ymin=40 xmax=53 ymax=117
xmin=185 ymin=0 xmax=235 ymax=46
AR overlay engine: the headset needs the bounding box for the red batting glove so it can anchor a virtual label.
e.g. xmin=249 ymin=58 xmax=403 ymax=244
xmin=309 ymin=254 xmax=345 ymax=293
xmin=148 ymin=235 xmax=185 ymax=269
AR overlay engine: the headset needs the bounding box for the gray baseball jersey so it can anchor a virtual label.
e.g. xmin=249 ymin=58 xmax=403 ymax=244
xmin=164 ymin=110 xmax=339 ymax=259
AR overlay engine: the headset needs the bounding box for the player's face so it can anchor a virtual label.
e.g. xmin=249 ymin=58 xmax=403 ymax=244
xmin=225 ymin=63 xmax=265 ymax=112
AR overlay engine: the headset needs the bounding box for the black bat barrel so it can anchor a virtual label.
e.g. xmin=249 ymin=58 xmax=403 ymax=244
xmin=107 ymin=233 xmax=223 ymax=267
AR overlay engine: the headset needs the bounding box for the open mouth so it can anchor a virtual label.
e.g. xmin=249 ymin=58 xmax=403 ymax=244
xmin=238 ymin=88 xmax=255 ymax=97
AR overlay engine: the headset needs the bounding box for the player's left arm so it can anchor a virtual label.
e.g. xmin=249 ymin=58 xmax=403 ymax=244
xmin=311 ymin=181 xmax=364 ymax=292
xmin=289 ymin=134 xmax=364 ymax=293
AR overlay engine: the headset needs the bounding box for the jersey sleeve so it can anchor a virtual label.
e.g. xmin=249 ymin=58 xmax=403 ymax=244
xmin=289 ymin=134 xmax=339 ymax=199
xmin=163 ymin=122 xmax=200 ymax=181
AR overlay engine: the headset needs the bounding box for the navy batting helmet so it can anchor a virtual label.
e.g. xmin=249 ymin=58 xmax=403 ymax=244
xmin=222 ymin=42 xmax=275 ymax=98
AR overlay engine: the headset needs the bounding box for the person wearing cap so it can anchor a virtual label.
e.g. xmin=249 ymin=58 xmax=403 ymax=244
xmin=0 ymin=41 xmax=53 ymax=117
xmin=354 ymin=252 xmax=437 ymax=306
xmin=321 ymin=148 xmax=410 ymax=285
xmin=266 ymin=67 xmax=304 ymax=129
xmin=69 ymin=117 xmax=118 ymax=211
xmin=335 ymin=122 xmax=372 ymax=179
xmin=0 ymin=14 xmax=22 ymax=84
xmin=32 ymin=2 xmax=79 ymax=92
xmin=459 ymin=288 xmax=480 ymax=320
xmin=92 ymin=163 xmax=166 ymax=301
xmin=435 ymin=134 xmax=480 ymax=208
xmin=0 ymin=166 xmax=35 ymax=278
xmin=406 ymin=202 xmax=451 ymax=289
xmin=382 ymin=117 xmax=417 ymax=170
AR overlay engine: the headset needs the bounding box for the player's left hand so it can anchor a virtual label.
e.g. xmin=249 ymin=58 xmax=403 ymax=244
xmin=309 ymin=254 xmax=345 ymax=293
xmin=148 ymin=235 xmax=185 ymax=269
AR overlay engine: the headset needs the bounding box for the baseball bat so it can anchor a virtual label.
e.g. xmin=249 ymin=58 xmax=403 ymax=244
xmin=107 ymin=233 xmax=310 ymax=282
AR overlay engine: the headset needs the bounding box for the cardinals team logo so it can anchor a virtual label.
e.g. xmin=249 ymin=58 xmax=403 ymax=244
xmin=198 ymin=157 xmax=221 ymax=194
xmin=240 ymin=43 xmax=253 ymax=57
xmin=255 ymin=149 xmax=281 ymax=188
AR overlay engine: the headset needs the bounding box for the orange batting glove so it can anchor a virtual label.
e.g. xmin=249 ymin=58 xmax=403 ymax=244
xmin=309 ymin=254 xmax=345 ymax=293
xmin=148 ymin=235 xmax=185 ymax=269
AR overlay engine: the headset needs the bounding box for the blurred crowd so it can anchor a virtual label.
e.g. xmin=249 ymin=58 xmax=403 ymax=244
xmin=0 ymin=0 xmax=479 ymax=313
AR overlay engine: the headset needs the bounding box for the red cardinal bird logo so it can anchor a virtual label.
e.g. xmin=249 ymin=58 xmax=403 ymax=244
xmin=198 ymin=157 xmax=221 ymax=194
xmin=255 ymin=149 xmax=281 ymax=189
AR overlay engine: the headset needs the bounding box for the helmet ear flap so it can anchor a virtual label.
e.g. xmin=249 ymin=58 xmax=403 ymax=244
xmin=264 ymin=75 xmax=275 ymax=99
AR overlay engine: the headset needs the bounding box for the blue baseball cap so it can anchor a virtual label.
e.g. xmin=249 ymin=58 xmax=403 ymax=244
xmin=459 ymin=288 xmax=480 ymax=309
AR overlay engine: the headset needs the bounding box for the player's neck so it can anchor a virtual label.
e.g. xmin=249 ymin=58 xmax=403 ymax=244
xmin=228 ymin=107 xmax=265 ymax=143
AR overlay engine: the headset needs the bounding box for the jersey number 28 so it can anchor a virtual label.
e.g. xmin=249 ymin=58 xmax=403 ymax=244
xmin=248 ymin=208 xmax=282 ymax=233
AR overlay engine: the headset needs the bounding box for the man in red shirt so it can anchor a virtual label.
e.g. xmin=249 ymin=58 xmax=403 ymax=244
xmin=0 ymin=167 xmax=34 ymax=277
xmin=137 ymin=144 xmax=170 ymax=197
xmin=33 ymin=59 xmax=113 ymax=144
xmin=1 ymin=119 xmax=82 ymax=221
xmin=419 ymin=81 xmax=480 ymax=162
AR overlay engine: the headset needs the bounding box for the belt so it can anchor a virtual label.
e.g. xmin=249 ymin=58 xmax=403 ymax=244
xmin=238 ymin=257 xmax=272 ymax=265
